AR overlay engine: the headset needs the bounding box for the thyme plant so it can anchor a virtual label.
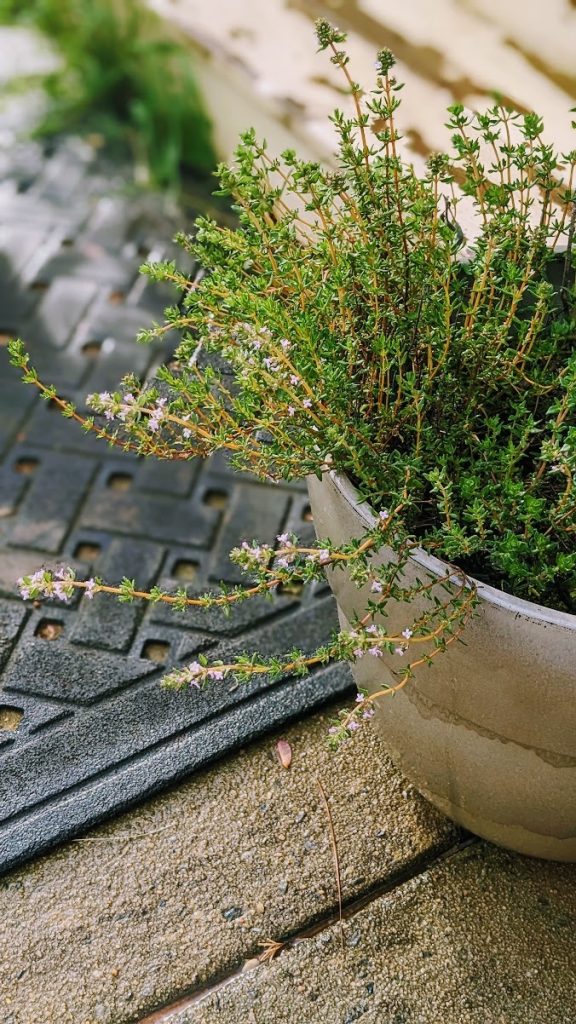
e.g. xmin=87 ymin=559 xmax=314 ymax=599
xmin=10 ymin=21 xmax=576 ymax=740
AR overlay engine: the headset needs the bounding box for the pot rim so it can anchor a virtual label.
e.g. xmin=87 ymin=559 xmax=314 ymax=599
xmin=328 ymin=469 xmax=576 ymax=631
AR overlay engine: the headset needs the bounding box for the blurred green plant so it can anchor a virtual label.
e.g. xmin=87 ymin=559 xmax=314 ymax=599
xmin=0 ymin=0 xmax=216 ymax=188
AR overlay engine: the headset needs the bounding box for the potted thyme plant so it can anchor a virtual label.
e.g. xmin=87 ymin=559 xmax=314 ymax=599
xmin=10 ymin=21 xmax=576 ymax=860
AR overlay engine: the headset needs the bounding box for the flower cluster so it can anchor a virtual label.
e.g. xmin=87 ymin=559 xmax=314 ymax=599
xmin=328 ymin=692 xmax=376 ymax=746
xmin=87 ymin=388 xmax=170 ymax=435
xmin=163 ymin=659 xmax=226 ymax=689
xmin=17 ymin=567 xmax=79 ymax=603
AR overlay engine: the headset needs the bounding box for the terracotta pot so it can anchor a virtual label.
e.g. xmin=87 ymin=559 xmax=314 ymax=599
xmin=307 ymin=470 xmax=576 ymax=861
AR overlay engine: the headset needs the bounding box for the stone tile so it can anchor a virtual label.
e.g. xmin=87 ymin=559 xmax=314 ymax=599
xmin=0 ymin=703 xmax=458 ymax=1024
xmin=8 ymin=452 xmax=95 ymax=552
xmin=0 ymin=365 xmax=37 ymax=458
xmin=80 ymin=483 xmax=220 ymax=548
xmin=0 ymin=599 xmax=27 ymax=670
xmin=208 ymin=481 xmax=291 ymax=584
xmin=22 ymin=276 xmax=99 ymax=349
xmin=171 ymin=843 xmax=576 ymax=1024
xmin=3 ymin=637 xmax=156 ymax=705
xmin=70 ymin=538 xmax=164 ymax=651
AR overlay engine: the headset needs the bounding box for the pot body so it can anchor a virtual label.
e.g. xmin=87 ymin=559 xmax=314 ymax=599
xmin=307 ymin=470 xmax=576 ymax=861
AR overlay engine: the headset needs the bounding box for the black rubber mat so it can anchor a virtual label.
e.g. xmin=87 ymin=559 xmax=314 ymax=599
xmin=0 ymin=138 xmax=353 ymax=875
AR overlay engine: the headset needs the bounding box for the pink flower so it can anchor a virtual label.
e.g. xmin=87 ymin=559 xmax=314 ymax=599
xmin=371 ymin=580 xmax=383 ymax=593
xmin=302 ymin=398 xmax=312 ymax=408
xmin=368 ymin=646 xmax=382 ymax=658
xmin=208 ymin=669 xmax=225 ymax=681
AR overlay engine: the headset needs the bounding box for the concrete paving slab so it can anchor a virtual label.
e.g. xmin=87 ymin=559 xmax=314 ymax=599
xmin=169 ymin=842 xmax=576 ymax=1024
xmin=0 ymin=702 xmax=458 ymax=1024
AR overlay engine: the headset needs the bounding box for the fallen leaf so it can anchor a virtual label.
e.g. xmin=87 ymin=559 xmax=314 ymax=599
xmin=276 ymin=739 xmax=292 ymax=769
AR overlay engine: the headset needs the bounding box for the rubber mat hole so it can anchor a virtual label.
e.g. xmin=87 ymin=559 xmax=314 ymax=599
xmin=0 ymin=706 xmax=23 ymax=732
xmin=203 ymin=489 xmax=228 ymax=509
xmin=0 ymin=331 xmax=12 ymax=348
xmin=172 ymin=559 xmax=199 ymax=581
xmin=107 ymin=473 xmax=133 ymax=492
xmin=142 ymin=640 xmax=170 ymax=663
xmin=61 ymin=237 xmax=75 ymax=247
xmin=81 ymin=340 xmax=103 ymax=358
xmin=30 ymin=280 xmax=49 ymax=292
xmin=301 ymin=505 xmax=313 ymax=522
xmin=35 ymin=619 xmax=64 ymax=641
xmin=108 ymin=290 xmax=125 ymax=304
xmin=14 ymin=457 xmax=39 ymax=475
xmin=74 ymin=541 xmax=102 ymax=562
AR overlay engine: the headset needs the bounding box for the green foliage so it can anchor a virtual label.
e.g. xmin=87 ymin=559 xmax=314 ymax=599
xmin=110 ymin=20 xmax=575 ymax=611
xmin=0 ymin=0 xmax=215 ymax=187
xmin=8 ymin=22 xmax=576 ymax=731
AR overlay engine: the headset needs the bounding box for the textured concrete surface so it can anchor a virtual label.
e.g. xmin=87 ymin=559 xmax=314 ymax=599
xmin=0 ymin=702 xmax=458 ymax=1024
xmin=167 ymin=843 xmax=576 ymax=1024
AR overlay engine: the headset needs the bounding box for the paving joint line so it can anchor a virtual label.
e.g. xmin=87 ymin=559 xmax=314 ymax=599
xmin=131 ymin=833 xmax=480 ymax=1024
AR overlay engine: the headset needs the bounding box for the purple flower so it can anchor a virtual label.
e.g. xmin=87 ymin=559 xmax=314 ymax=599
xmin=401 ymin=628 xmax=413 ymax=640
xmin=318 ymin=549 xmax=330 ymax=564
xmin=208 ymin=669 xmax=225 ymax=681
xmin=355 ymin=693 xmax=364 ymax=703
xmin=328 ymin=726 xmax=340 ymax=735
xmin=287 ymin=405 xmax=296 ymax=417
xmin=394 ymin=645 xmax=406 ymax=656
xmin=353 ymin=648 xmax=364 ymax=659
xmin=371 ymin=580 xmax=383 ymax=593
xmin=289 ymin=374 xmax=299 ymax=385
xmin=378 ymin=509 xmax=390 ymax=522
xmin=84 ymin=578 xmax=96 ymax=600
xmin=366 ymin=624 xmax=378 ymax=635
xmin=368 ymin=646 xmax=382 ymax=658
xmin=280 ymin=338 xmax=291 ymax=351
xmin=276 ymin=533 xmax=291 ymax=545
xmin=302 ymin=398 xmax=312 ymax=409
xmin=348 ymin=720 xmax=360 ymax=731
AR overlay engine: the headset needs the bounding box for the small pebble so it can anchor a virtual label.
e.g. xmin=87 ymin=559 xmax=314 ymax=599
xmin=222 ymin=906 xmax=243 ymax=922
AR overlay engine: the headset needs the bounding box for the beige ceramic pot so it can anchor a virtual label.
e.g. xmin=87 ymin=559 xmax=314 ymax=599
xmin=307 ymin=470 xmax=576 ymax=861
